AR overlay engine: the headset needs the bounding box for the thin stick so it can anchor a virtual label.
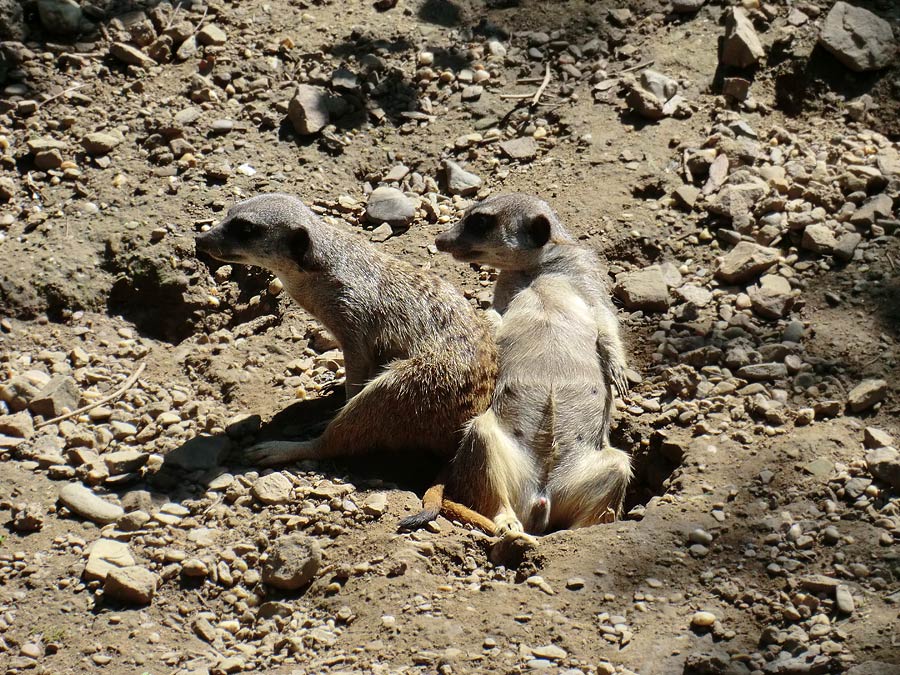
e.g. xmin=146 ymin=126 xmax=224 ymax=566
xmin=531 ymin=62 xmax=552 ymax=107
xmin=616 ymin=59 xmax=655 ymax=76
xmin=35 ymin=362 xmax=147 ymax=429
xmin=38 ymin=83 xmax=87 ymax=108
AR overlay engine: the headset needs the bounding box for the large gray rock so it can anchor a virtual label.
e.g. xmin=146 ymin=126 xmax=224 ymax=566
xmin=721 ymin=8 xmax=765 ymax=68
xmin=104 ymin=566 xmax=159 ymax=605
xmin=819 ymin=2 xmax=896 ymax=72
xmin=865 ymin=448 xmax=900 ymax=490
xmin=83 ymin=539 xmax=135 ymax=580
xmin=613 ymin=268 xmax=671 ymax=312
xmin=37 ymin=0 xmax=86 ymax=35
xmin=288 ymin=85 xmax=330 ymax=135
xmin=262 ymin=533 xmax=322 ymax=590
xmin=847 ymin=379 xmax=887 ymax=413
xmin=0 ymin=0 xmax=26 ymax=40
xmin=28 ymin=375 xmax=80 ymax=418
xmin=801 ymin=223 xmax=838 ymax=255
xmin=443 ymin=160 xmax=482 ymax=196
xmin=850 ymin=193 xmax=893 ymax=227
xmin=59 ymin=482 xmax=124 ymax=525
xmin=499 ymin=137 xmax=538 ymax=161
xmin=366 ymin=186 xmax=415 ymax=228
xmin=715 ymin=242 xmax=779 ymax=285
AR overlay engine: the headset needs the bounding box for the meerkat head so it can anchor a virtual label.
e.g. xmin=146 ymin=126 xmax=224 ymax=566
xmin=435 ymin=193 xmax=571 ymax=270
xmin=195 ymin=193 xmax=318 ymax=277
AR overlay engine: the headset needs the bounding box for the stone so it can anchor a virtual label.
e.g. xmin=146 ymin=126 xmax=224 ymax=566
xmin=691 ymin=611 xmax=717 ymax=627
xmin=749 ymin=274 xmax=793 ymax=320
xmin=801 ymin=224 xmax=837 ymax=255
xmin=800 ymin=575 xmax=840 ymax=593
xmin=715 ymin=242 xmax=779 ymax=284
xmin=847 ymin=663 xmax=900 ymax=675
xmin=288 ymin=84 xmax=330 ymax=135
xmin=175 ymin=35 xmax=199 ymax=61
xmin=864 ymin=427 xmax=893 ymax=449
xmin=721 ymin=8 xmax=765 ymax=68
xmin=28 ymin=375 xmax=79 ymax=418
xmin=849 ymin=193 xmax=892 ymax=227
xmin=737 ymin=363 xmax=787 ymax=382
xmin=835 ymin=585 xmax=854 ymax=614
xmin=0 ymin=0 xmax=26 ymax=40
xmin=363 ymin=492 xmax=388 ymax=517
xmin=625 ymin=84 xmax=665 ymax=120
xmin=819 ymin=2 xmax=896 ymax=72
xmin=444 ymin=160 xmax=482 ymax=196
xmin=262 ymin=533 xmax=322 ymax=590
xmin=196 ymin=24 xmax=227 ymax=46
xmin=722 ymin=77 xmax=751 ymax=101
xmin=58 ymin=482 xmax=124 ymax=525
xmin=164 ymin=435 xmax=231 ymax=471
xmin=865 ymin=448 xmax=900 ymax=490
xmin=366 ymin=186 xmax=416 ymax=228
xmin=639 ymin=70 xmax=678 ymax=102
xmin=11 ymin=502 xmax=44 ymax=532
xmin=103 ymin=450 xmax=149 ymax=475
xmin=37 ymin=0 xmax=85 ymax=35
xmin=676 ymin=284 xmax=713 ymax=307
xmin=847 ymin=379 xmax=887 ymax=413
xmin=532 ymin=645 xmax=567 ymax=661
xmin=0 ymin=411 xmax=34 ymax=439
xmin=672 ymin=0 xmax=705 ymax=13
xmin=834 ymin=232 xmax=862 ymax=262
xmin=83 ymin=538 xmax=135 ymax=580
xmin=499 ymin=137 xmax=538 ymax=161
xmin=109 ymin=42 xmax=156 ymax=69
xmin=81 ymin=132 xmax=123 ymax=155
xmin=614 ymin=268 xmax=670 ymax=312
xmin=251 ymin=472 xmax=293 ymax=505
xmin=708 ymin=181 xmax=768 ymax=228
xmin=104 ymin=566 xmax=159 ymax=605
xmin=674 ymin=185 xmax=700 ymax=209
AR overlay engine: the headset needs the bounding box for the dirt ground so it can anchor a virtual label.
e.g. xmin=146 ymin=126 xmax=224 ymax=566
xmin=1 ymin=0 xmax=899 ymax=674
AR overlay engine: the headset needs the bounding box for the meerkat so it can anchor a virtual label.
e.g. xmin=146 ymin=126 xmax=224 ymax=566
xmin=194 ymin=193 xmax=498 ymax=532
xmin=434 ymin=193 xmax=633 ymax=540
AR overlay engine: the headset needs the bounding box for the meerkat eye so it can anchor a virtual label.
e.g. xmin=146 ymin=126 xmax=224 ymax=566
xmin=465 ymin=212 xmax=495 ymax=235
xmin=229 ymin=218 xmax=259 ymax=239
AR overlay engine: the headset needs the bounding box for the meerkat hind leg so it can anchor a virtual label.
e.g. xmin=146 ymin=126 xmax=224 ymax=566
xmin=241 ymin=439 xmax=319 ymax=466
xmin=553 ymin=445 xmax=632 ymax=529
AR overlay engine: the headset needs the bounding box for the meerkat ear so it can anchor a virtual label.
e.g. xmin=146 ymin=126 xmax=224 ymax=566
xmin=289 ymin=227 xmax=311 ymax=269
xmin=526 ymin=214 xmax=552 ymax=248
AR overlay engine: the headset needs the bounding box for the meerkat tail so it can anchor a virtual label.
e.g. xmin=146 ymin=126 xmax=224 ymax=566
xmin=439 ymin=498 xmax=496 ymax=534
xmin=397 ymin=482 xmax=444 ymax=531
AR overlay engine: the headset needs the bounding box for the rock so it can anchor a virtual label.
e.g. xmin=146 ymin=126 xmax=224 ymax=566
xmin=109 ymin=42 xmax=156 ymax=69
xmin=676 ymin=284 xmax=713 ymax=307
xmin=674 ymin=185 xmax=700 ymax=209
xmin=81 ymin=132 xmax=123 ymax=156
xmin=847 ymin=379 xmax=887 ymax=413
xmin=28 ymin=375 xmax=79 ymax=418
xmin=834 ymin=232 xmax=862 ymax=262
xmin=251 ymin=472 xmax=293 ymax=505
xmin=532 ymin=645 xmax=567 ymax=661
xmin=37 ymin=0 xmax=85 ymax=35
xmin=721 ymin=8 xmax=765 ymax=68
xmin=737 ymin=363 xmax=787 ymax=382
xmin=614 ymin=268 xmax=670 ymax=312
xmin=104 ymin=566 xmax=159 ymax=605
xmin=672 ymin=0 xmax=705 ymax=14
xmin=499 ymin=137 xmax=538 ymax=161
xmin=865 ymin=448 xmax=900 ymax=490
xmin=847 ymin=663 xmax=900 ymax=675
xmin=800 ymin=575 xmax=840 ymax=593
xmin=444 ymin=160 xmax=482 ymax=196
xmin=708 ymin=181 xmax=768 ymax=229
xmin=715 ymin=242 xmax=779 ymax=284
xmin=640 ymin=70 xmax=678 ymax=102
xmin=0 ymin=411 xmax=34 ymax=439
xmin=196 ymin=24 xmax=227 ymax=46
xmin=0 ymin=373 xmax=48 ymax=412
xmin=749 ymin=274 xmax=793 ymax=320
xmin=262 ymin=533 xmax=322 ymax=590
xmin=0 ymin=0 xmax=26 ymax=40
xmin=84 ymin=539 xmax=135 ymax=581
xmin=367 ymin=187 xmax=417 ymax=229
xmin=164 ymin=435 xmax=231 ymax=471
xmin=849 ymin=193 xmax=893 ymax=227
xmin=801 ymin=224 xmax=837 ymax=255
xmin=288 ymin=85 xmax=330 ymax=135
xmin=691 ymin=611 xmax=717 ymax=628
xmin=363 ymin=492 xmax=388 ymax=517
xmin=59 ymin=482 xmax=124 ymax=525
xmin=11 ymin=502 xmax=44 ymax=532
xmin=835 ymin=585 xmax=855 ymax=614
xmin=175 ymin=35 xmax=199 ymax=61
xmin=864 ymin=427 xmax=893 ymax=449
xmin=103 ymin=450 xmax=149 ymax=475
xmin=722 ymin=77 xmax=751 ymax=101
xmin=819 ymin=2 xmax=896 ymax=72
xmin=625 ymin=84 xmax=664 ymax=120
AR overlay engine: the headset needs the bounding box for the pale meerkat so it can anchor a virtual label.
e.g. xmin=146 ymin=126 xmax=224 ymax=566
xmin=194 ymin=193 xmax=498 ymax=532
xmin=434 ymin=193 xmax=633 ymax=540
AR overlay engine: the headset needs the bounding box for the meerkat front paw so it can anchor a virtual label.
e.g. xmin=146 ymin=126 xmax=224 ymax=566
xmin=494 ymin=512 xmax=536 ymax=544
xmin=241 ymin=440 xmax=314 ymax=466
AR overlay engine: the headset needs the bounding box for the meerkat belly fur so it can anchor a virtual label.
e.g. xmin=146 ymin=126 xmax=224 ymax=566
xmin=434 ymin=193 xmax=632 ymax=538
xmin=195 ymin=193 xmax=498 ymax=531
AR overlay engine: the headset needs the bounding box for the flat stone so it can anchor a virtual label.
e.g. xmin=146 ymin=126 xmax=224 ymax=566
xmin=164 ymin=435 xmax=231 ymax=471
xmin=262 ymin=533 xmax=322 ymax=590
xmin=849 ymin=193 xmax=893 ymax=227
xmin=749 ymin=274 xmax=793 ymax=320
xmin=834 ymin=232 xmax=862 ymax=262
xmin=196 ymin=23 xmax=227 ymax=46
xmin=26 ymin=138 xmax=67 ymax=153
xmin=363 ymin=492 xmax=388 ymax=517
xmin=835 ymin=585 xmax=855 ymax=614
xmin=676 ymin=284 xmax=713 ymax=307
xmin=864 ymin=427 xmax=893 ymax=449
xmin=0 ymin=411 xmax=34 ymax=439
xmin=59 ymin=482 xmax=124 ymax=525
xmin=444 ymin=160 xmax=482 ymax=196
xmin=708 ymin=181 xmax=768 ymax=228
xmin=109 ymin=41 xmax=155 ymax=69
xmin=819 ymin=2 xmax=896 ymax=72
xmin=673 ymin=185 xmax=700 ymax=209
xmin=716 ymin=242 xmax=779 ymax=284
xmin=84 ymin=538 xmax=135 ymax=580
xmin=737 ymin=363 xmax=787 ymax=382
xmin=672 ymin=0 xmax=704 ymax=13
xmin=847 ymin=662 xmax=900 ymax=675
xmin=103 ymin=450 xmax=149 ymax=475
xmin=865 ymin=447 xmax=900 ymax=490
xmin=847 ymin=379 xmax=887 ymax=413
xmin=803 ymin=457 xmax=834 ymax=478
xmin=721 ymin=7 xmax=765 ymax=68
xmin=366 ymin=186 xmax=415 ymax=227
xmin=532 ymin=645 xmax=567 ymax=661
xmin=288 ymin=84 xmax=330 ymax=135
xmin=251 ymin=472 xmax=293 ymax=505
xmin=81 ymin=132 xmax=122 ymax=155
xmin=28 ymin=375 xmax=79 ymax=418
xmin=104 ymin=566 xmax=159 ymax=604
xmin=499 ymin=137 xmax=538 ymax=161
xmin=800 ymin=574 xmax=840 ymax=593
xmin=801 ymin=223 xmax=837 ymax=255
xmin=613 ymin=268 xmax=670 ymax=312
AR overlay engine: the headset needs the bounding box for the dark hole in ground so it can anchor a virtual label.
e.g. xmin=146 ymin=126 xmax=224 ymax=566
xmin=612 ymin=422 xmax=683 ymax=514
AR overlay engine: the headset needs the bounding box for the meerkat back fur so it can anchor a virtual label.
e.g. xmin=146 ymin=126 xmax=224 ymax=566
xmin=434 ymin=193 xmax=632 ymax=538
xmin=195 ymin=193 xmax=498 ymax=531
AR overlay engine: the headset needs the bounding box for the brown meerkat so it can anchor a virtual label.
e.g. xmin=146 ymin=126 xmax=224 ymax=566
xmin=194 ymin=193 xmax=497 ymax=532
xmin=434 ymin=193 xmax=633 ymax=540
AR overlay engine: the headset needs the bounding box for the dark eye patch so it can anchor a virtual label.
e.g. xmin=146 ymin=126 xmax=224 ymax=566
xmin=464 ymin=212 xmax=495 ymax=235
xmin=228 ymin=217 xmax=260 ymax=240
